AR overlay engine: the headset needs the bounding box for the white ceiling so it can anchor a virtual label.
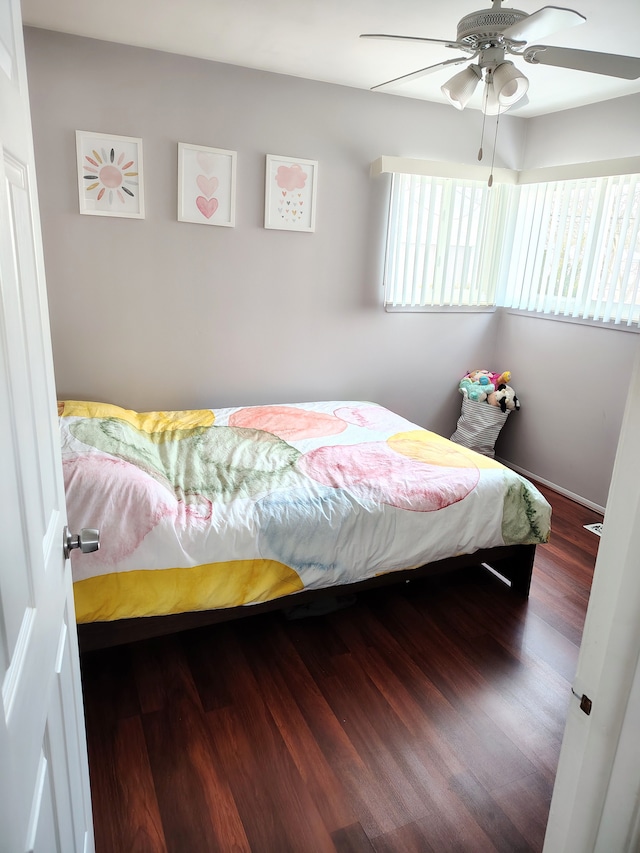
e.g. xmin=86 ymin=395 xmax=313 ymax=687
xmin=21 ymin=0 xmax=640 ymax=118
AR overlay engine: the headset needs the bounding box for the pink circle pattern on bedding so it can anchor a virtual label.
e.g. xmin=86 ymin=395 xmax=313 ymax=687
xmin=229 ymin=403 xmax=410 ymax=440
xmin=63 ymin=455 xmax=174 ymax=570
xmin=63 ymin=454 xmax=212 ymax=571
xmin=229 ymin=405 xmax=348 ymax=441
xmin=334 ymin=404 xmax=411 ymax=432
xmin=229 ymin=405 xmax=481 ymax=512
xmin=297 ymin=439 xmax=480 ymax=512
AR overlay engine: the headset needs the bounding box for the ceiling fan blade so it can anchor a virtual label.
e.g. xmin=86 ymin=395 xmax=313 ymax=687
xmin=370 ymin=56 xmax=471 ymax=91
xmin=523 ymin=45 xmax=640 ymax=79
xmin=360 ymin=33 xmax=469 ymax=51
xmin=502 ymin=6 xmax=585 ymax=43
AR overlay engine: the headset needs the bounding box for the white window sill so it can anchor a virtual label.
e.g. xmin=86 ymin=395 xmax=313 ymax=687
xmin=502 ymin=308 xmax=640 ymax=334
xmin=384 ymin=304 xmax=497 ymax=314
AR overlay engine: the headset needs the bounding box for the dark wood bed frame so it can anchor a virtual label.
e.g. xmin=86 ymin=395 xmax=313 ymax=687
xmin=76 ymin=543 xmax=536 ymax=653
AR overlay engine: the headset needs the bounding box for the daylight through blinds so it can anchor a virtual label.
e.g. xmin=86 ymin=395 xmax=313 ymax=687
xmin=384 ymin=171 xmax=640 ymax=327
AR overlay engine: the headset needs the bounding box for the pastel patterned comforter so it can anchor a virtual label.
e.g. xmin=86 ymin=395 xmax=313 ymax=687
xmin=59 ymin=400 xmax=551 ymax=623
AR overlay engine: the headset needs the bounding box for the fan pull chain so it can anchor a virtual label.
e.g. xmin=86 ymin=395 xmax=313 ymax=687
xmin=478 ymin=83 xmax=490 ymax=161
xmin=488 ymin=106 xmax=501 ymax=188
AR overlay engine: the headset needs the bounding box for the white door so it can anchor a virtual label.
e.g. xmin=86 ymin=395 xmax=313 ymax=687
xmin=543 ymin=341 xmax=640 ymax=852
xmin=0 ymin=1 xmax=94 ymax=851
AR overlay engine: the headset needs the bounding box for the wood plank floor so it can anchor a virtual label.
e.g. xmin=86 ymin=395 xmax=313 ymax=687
xmin=80 ymin=484 xmax=602 ymax=852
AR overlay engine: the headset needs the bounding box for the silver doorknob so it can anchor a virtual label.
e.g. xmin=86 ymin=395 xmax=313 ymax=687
xmin=63 ymin=526 xmax=100 ymax=559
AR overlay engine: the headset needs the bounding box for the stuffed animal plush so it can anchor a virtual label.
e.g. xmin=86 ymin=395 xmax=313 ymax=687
xmin=459 ymin=376 xmax=495 ymax=402
xmin=489 ymin=370 xmax=511 ymax=387
xmin=487 ymin=384 xmax=520 ymax=413
xmin=467 ymin=369 xmax=492 ymax=385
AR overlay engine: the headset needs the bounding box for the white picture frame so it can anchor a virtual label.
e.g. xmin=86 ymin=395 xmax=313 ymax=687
xmin=76 ymin=130 xmax=144 ymax=218
xmin=264 ymin=154 xmax=317 ymax=232
xmin=178 ymin=143 xmax=237 ymax=227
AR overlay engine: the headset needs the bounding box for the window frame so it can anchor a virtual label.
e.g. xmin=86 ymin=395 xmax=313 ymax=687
xmin=376 ymin=156 xmax=640 ymax=331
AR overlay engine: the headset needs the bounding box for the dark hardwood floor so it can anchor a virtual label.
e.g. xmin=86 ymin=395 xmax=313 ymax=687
xmin=80 ymin=484 xmax=602 ymax=852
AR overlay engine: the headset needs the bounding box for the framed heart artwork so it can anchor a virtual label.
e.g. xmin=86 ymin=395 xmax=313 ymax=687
xmin=178 ymin=143 xmax=237 ymax=227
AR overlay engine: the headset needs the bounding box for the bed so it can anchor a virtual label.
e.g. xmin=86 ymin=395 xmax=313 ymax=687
xmin=59 ymin=399 xmax=552 ymax=651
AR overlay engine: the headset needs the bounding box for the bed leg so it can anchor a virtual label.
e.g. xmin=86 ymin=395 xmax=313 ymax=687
xmin=485 ymin=544 xmax=535 ymax=598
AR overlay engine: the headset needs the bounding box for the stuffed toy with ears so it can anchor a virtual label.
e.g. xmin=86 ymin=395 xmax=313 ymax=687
xmin=487 ymin=383 xmax=520 ymax=413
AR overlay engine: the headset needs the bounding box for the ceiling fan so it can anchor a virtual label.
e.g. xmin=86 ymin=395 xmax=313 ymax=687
xmin=360 ymin=0 xmax=640 ymax=114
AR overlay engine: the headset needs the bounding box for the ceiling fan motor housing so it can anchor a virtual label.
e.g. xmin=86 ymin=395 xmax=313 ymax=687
xmin=457 ymin=7 xmax=528 ymax=47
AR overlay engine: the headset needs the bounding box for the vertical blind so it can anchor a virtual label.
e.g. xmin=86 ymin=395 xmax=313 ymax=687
xmin=502 ymin=174 xmax=640 ymax=326
xmin=384 ymin=171 xmax=640 ymax=328
xmin=384 ymin=173 xmax=503 ymax=309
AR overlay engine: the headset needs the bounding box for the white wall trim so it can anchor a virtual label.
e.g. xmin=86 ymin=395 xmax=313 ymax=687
xmin=518 ymin=156 xmax=640 ymax=185
xmin=495 ymin=457 xmax=606 ymax=515
xmin=371 ymin=154 xmax=640 ymax=187
xmin=370 ymin=155 xmax=517 ymax=184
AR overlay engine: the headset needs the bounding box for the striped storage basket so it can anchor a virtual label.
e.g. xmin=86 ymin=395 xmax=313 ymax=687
xmin=450 ymin=397 xmax=510 ymax=458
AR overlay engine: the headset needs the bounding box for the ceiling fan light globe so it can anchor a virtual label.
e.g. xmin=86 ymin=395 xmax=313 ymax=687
xmin=492 ymin=61 xmax=529 ymax=106
xmin=441 ymin=64 xmax=482 ymax=110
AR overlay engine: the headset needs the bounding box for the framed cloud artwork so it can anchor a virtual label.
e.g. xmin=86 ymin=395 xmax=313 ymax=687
xmin=76 ymin=131 xmax=144 ymax=218
xmin=178 ymin=143 xmax=237 ymax=227
xmin=264 ymin=154 xmax=317 ymax=232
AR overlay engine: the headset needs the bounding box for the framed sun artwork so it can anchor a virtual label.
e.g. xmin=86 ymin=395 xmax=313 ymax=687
xmin=76 ymin=130 xmax=145 ymax=218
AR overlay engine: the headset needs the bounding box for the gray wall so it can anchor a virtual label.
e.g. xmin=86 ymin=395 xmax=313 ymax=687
xmin=25 ymin=27 xmax=516 ymax=440
xmin=494 ymin=315 xmax=639 ymax=508
xmin=497 ymin=94 xmax=640 ymax=508
xmin=24 ymin=28 xmax=640 ymax=508
xmin=522 ymin=93 xmax=640 ymax=169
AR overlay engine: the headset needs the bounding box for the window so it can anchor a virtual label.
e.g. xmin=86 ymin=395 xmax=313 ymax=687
xmin=384 ymin=170 xmax=640 ymax=328
xmin=384 ymin=173 xmax=504 ymax=311
xmin=502 ymin=175 xmax=640 ymax=326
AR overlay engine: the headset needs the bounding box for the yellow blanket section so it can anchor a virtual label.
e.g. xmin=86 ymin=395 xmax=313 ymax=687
xmin=59 ymin=400 xmax=215 ymax=432
xmin=388 ymin=430 xmax=505 ymax=469
xmin=73 ymin=558 xmax=304 ymax=623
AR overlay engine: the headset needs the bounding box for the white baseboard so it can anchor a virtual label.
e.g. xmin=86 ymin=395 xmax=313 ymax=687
xmin=495 ymin=457 xmax=606 ymax=516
